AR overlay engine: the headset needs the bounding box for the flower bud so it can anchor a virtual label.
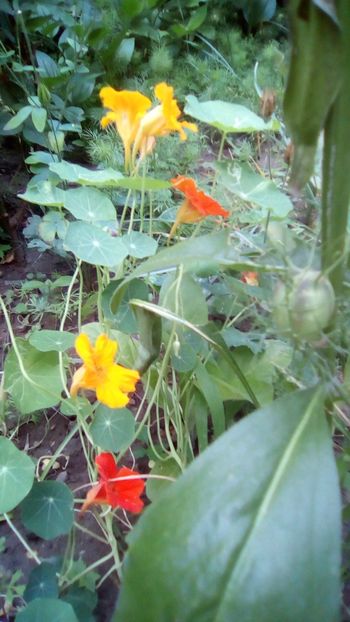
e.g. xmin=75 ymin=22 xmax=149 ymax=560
xmin=273 ymin=270 xmax=335 ymax=341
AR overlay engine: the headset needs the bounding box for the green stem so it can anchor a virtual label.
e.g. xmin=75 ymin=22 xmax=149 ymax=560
xmin=4 ymin=513 xmax=41 ymax=565
xmin=321 ymin=2 xmax=350 ymax=296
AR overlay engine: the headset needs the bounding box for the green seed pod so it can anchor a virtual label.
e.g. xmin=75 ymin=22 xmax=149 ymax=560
xmin=38 ymin=82 xmax=51 ymax=106
xmin=273 ymin=270 xmax=335 ymax=341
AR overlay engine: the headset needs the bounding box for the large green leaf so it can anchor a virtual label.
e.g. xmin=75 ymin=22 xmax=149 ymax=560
xmin=49 ymin=161 xmax=123 ymax=187
xmin=19 ymin=182 xmax=65 ymax=207
xmin=29 ymin=330 xmax=75 ymax=353
xmin=64 ymin=187 xmax=116 ymax=221
xmin=64 ymin=222 xmax=128 ymax=267
xmin=185 ymin=95 xmax=280 ymax=134
xmin=16 ymin=598 xmax=78 ymax=622
xmin=216 ymin=161 xmax=292 ymax=221
xmin=114 ymin=388 xmax=341 ymax=622
xmin=4 ymin=339 xmax=64 ymax=414
xmin=20 ymin=481 xmax=74 ymax=540
xmin=0 ymin=438 xmax=35 ymax=513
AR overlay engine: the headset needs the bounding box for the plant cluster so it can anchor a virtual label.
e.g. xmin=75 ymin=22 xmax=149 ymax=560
xmin=1 ymin=1 xmax=350 ymax=622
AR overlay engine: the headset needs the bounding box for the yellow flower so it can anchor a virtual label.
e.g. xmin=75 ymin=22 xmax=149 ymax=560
xmin=99 ymin=86 xmax=152 ymax=170
xmin=132 ymin=82 xmax=198 ymax=161
xmin=70 ymin=333 xmax=140 ymax=409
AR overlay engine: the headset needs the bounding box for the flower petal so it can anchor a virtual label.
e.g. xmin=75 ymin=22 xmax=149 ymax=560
xmin=96 ymin=452 xmax=119 ymax=481
xmin=80 ymin=482 xmax=107 ymax=513
xmin=75 ymin=333 xmax=94 ymax=367
xmin=94 ymin=334 xmax=118 ymax=368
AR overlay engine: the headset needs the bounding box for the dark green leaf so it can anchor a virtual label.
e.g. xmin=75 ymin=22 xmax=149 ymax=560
xmin=16 ymin=598 xmax=78 ymax=622
xmin=115 ymin=388 xmax=341 ymax=622
xmin=20 ymin=481 xmax=74 ymax=540
xmin=24 ymin=563 xmax=59 ymax=602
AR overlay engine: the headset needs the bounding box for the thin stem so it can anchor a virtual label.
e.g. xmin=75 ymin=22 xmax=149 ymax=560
xmin=4 ymin=513 xmax=41 ymax=565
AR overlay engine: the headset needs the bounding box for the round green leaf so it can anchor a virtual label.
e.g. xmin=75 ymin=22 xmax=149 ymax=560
xmin=20 ymin=481 xmax=74 ymax=540
xmin=0 ymin=438 xmax=35 ymax=513
xmin=217 ymin=161 xmax=292 ymax=221
xmin=16 ymin=598 xmax=78 ymax=622
xmin=29 ymin=330 xmax=75 ymax=352
xmin=122 ymin=232 xmax=158 ymax=259
xmin=185 ymin=95 xmax=280 ymax=133
xmin=64 ymin=187 xmax=116 ymax=221
xmin=24 ymin=563 xmax=59 ymax=602
xmin=90 ymin=405 xmax=135 ymax=452
xmin=64 ymin=221 xmax=128 ymax=267
xmin=4 ymin=339 xmax=64 ymax=415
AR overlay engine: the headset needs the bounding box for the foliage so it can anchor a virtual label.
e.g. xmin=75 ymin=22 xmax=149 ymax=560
xmin=1 ymin=2 xmax=350 ymax=622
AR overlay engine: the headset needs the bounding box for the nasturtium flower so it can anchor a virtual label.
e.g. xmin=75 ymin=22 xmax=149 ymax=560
xmin=169 ymin=175 xmax=229 ymax=238
xmin=135 ymin=82 xmax=197 ymax=150
xmin=241 ymin=272 xmax=259 ymax=286
xmin=99 ymin=86 xmax=152 ymax=169
xmin=70 ymin=333 xmax=139 ymax=409
xmin=81 ymin=452 xmax=145 ymax=514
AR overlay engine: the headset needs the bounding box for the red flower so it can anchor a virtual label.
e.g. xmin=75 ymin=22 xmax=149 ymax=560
xmin=169 ymin=176 xmax=229 ymax=239
xmin=81 ymin=453 xmax=145 ymax=514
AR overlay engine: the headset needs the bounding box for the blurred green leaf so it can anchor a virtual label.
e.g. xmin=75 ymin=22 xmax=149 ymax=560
xmin=0 ymin=438 xmax=35 ymax=513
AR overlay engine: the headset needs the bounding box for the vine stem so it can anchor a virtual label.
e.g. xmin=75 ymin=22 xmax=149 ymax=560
xmin=4 ymin=513 xmax=41 ymax=565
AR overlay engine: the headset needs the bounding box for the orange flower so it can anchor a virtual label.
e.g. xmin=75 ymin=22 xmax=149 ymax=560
xmin=132 ymin=82 xmax=197 ymax=161
xmin=241 ymin=272 xmax=259 ymax=286
xmin=70 ymin=333 xmax=139 ymax=409
xmin=99 ymin=86 xmax=152 ymax=170
xmin=81 ymin=452 xmax=145 ymax=514
xmin=169 ymin=175 xmax=229 ymax=238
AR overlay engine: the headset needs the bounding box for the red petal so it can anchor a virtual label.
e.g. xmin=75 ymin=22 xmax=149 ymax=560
xmin=171 ymin=175 xmax=197 ymax=196
xmin=80 ymin=482 xmax=107 ymax=513
xmin=96 ymin=452 xmax=119 ymax=481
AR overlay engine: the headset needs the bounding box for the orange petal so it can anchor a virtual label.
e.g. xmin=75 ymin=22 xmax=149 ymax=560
xmin=94 ymin=334 xmax=118 ymax=368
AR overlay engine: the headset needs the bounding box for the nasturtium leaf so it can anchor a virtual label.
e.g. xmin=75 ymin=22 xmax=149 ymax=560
xmin=146 ymin=458 xmax=182 ymax=502
xmin=4 ymin=339 xmax=64 ymax=414
xmin=24 ymin=563 xmax=59 ymax=602
xmin=16 ymin=598 xmax=78 ymax=622
xmin=115 ymin=388 xmax=341 ymax=622
xmin=64 ymin=221 xmax=128 ymax=267
xmin=122 ymin=232 xmax=158 ymax=259
xmin=185 ymin=95 xmax=280 ymax=133
xmin=20 ymin=481 xmax=74 ymax=540
xmin=62 ymin=587 xmax=97 ymax=622
xmin=64 ymin=187 xmax=116 ymax=221
xmin=38 ymin=211 xmax=67 ymax=242
xmin=49 ymin=161 xmax=123 ymax=186
xmin=90 ymin=406 xmax=135 ymax=452
xmin=0 ymin=438 xmax=35 ymax=513
xmin=19 ymin=181 xmax=65 ymax=207
xmin=29 ymin=330 xmax=75 ymax=352
xmin=117 ymin=177 xmax=170 ymax=191
xmin=25 ymin=151 xmax=59 ymax=165
xmin=216 ymin=161 xmax=292 ymax=220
